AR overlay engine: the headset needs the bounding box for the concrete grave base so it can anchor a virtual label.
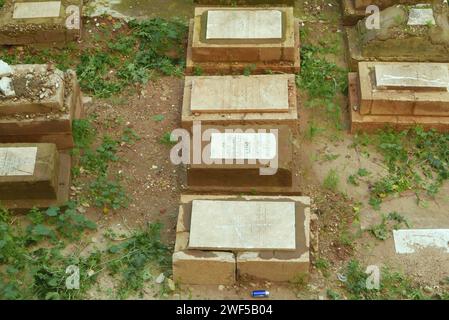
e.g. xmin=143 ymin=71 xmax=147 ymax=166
xmin=0 ymin=66 xmax=84 ymax=150
xmin=181 ymin=74 xmax=298 ymax=129
xmin=340 ymin=0 xmax=430 ymax=25
xmin=186 ymin=7 xmax=300 ymax=75
xmin=0 ymin=0 xmax=82 ymax=45
xmin=172 ymin=194 xmax=310 ymax=285
xmin=348 ymin=72 xmax=449 ymax=133
xmin=186 ymin=124 xmax=300 ymax=194
xmin=345 ymin=4 xmax=449 ymax=71
xmin=1 ymin=146 xmax=71 ymax=212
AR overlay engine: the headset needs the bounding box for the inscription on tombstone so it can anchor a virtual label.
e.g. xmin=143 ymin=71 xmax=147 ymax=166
xmin=188 ymin=200 xmax=296 ymax=250
xmin=206 ymin=10 xmax=283 ymax=40
xmin=210 ymin=132 xmax=277 ymax=160
xmin=375 ymin=64 xmax=449 ymax=90
xmin=190 ymin=76 xmax=289 ymax=113
xmin=0 ymin=147 xmax=37 ymax=176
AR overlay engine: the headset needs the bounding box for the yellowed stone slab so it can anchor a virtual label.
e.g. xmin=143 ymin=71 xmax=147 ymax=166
xmin=188 ymin=200 xmax=296 ymax=250
xmin=190 ymin=75 xmax=289 ymax=113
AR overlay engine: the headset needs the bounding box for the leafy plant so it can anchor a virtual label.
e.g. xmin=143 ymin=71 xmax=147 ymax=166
xmin=323 ymin=169 xmax=339 ymax=192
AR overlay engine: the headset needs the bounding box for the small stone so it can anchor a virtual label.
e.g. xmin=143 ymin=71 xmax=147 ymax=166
xmin=0 ymin=60 xmax=13 ymax=77
xmin=218 ymin=285 xmax=225 ymax=291
xmin=0 ymin=77 xmax=15 ymax=97
xmin=167 ymin=278 xmax=176 ymax=291
xmin=155 ymin=273 xmax=165 ymax=284
xmin=87 ymin=269 xmax=95 ymax=277
xmin=82 ymin=95 xmax=93 ymax=106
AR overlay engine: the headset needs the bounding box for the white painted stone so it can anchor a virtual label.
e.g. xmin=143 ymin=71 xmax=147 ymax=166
xmin=407 ymin=7 xmax=435 ymax=26
xmin=206 ymin=10 xmax=283 ymax=40
xmin=210 ymin=132 xmax=277 ymax=160
xmin=393 ymin=229 xmax=449 ymax=254
xmin=13 ymin=1 xmax=62 ymax=19
xmin=0 ymin=77 xmax=15 ymax=97
xmin=0 ymin=60 xmax=13 ymax=77
xmin=0 ymin=147 xmax=37 ymax=176
xmin=190 ymin=75 xmax=289 ymax=113
xmin=375 ymin=64 xmax=449 ymax=90
xmin=188 ymin=200 xmax=296 ymax=250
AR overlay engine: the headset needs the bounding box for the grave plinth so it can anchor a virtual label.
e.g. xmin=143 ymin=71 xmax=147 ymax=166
xmin=0 ymin=64 xmax=84 ymax=149
xmin=186 ymin=7 xmax=300 ymax=74
xmin=182 ymin=74 xmax=298 ymax=128
xmin=172 ymin=195 xmax=310 ymax=284
xmin=349 ymin=62 xmax=449 ymax=133
xmin=186 ymin=125 xmax=298 ymax=194
xmin=0 ymin=0 xmax=82 ymax=45
xmin=0 ymin=143 xmax=71 ymax=211
xmin=346 ymin=4 xmax=449 ymax=70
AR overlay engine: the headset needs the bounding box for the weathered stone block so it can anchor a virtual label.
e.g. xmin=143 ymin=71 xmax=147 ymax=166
xmin=0 ymin=0 xmax=82 ymax=45
xmin=0 ymin=143 xmax=59 ymax=200
xmin=186 ymin=6 xmax=300 ymax=74
xmin=173 ymin=250 xmax=236 ymax=285
xmin=182 ymin=74 xmax=297 ymax=128
xmin=186 ymin=125 xmax=294 ymax=192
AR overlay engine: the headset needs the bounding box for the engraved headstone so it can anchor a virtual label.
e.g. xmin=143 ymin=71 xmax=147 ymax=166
xmin=375 ymin=64 xmax=449 ymax=90
xmin=0 ymin=147 xmax=37 ymax=176
xmin=407 ymin=6 xmax=435 ymax=26
xmin=188 ymin=200 xmax=296 ymax=250
xmin=206 ymin=10 xmax=283 ymax=40
xmin=210 ymin=132 xmax=277 ymax=160
xmin=190 ymin=75 xmax=289 ymax=113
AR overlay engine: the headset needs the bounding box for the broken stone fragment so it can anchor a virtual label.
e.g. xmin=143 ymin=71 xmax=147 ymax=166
xmin=0 ymin=77 xmax=16 ymax=97
xmin=0 ymin=60 xmax=13 ymax=77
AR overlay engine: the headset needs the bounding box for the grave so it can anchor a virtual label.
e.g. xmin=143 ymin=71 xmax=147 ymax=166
xmin=186 ymin=6 xmax=300 ymax=74
xmin=0 ymin=143 xmax=71 ymax=211
xmin=182 ymin=74 xmax=298 ymax=128
xmin=173 ymin=194 xmax=310 ymax=284
xmin=348 ymin=62 xmax=449 ymax=133
xmin=341 ymin=0 xmax=432 ymax=25
xmin=0 ymin=63 xmax=84 ymax=149
xmin=346 ymin=4 xmax=449 ymax=70
xmin=186 ymin=124 xmax=299 ymax=193
xmin=0 ymin=0 xmax=82 ymax=45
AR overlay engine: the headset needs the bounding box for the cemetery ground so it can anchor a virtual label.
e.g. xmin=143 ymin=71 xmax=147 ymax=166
xmin=1 ymin=0 xmax=449 ymax=300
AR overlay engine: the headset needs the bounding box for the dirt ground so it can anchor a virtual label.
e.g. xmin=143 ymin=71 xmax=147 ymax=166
xmin=72 ymin=0 xmax=449 ymax=300
xmin=2 ymin=0 xmax=447 ymax=300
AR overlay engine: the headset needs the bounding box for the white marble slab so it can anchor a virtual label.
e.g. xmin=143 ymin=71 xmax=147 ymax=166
xmin=190 ymin=75 xmax=289 ymax=113
xmin=210 ymin=132 xmax=277 ymax=160
xmin=393 ymin=229 xmax=449 ymax=254
xmin=206 ymin=10 xmax=283 ymax=40
xmin=189 ymin=200 xmax=296 ymax=250
xmin=375 ymin=64 xmax=449 ymax=90
xmin=0 ymin=147 xmax=37 ymax=176
xmin=13 ymin=1 xmax=62 ymax=19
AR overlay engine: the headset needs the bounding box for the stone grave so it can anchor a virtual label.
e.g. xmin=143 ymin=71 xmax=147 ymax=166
xmin=0 ymin=0 xmax=82 ymax=45
xmin=186 ymin=6 xmax=300 ymax=74
xmin=0 ymin=143 xmax=71 ymax=211
xmin=348 ymin=61 xmax=449 ymax=133
xmin=186 ymin=124 xmax=299 ymax=193
xmin=341 ymin=0 xmax=432 ymax=25
xmin=346 ymin=3 xmax=449 ymax=70
xmin=181 ymin=74 xmax=297 ymax=128
xmin=172 ymin=194 xmax=310 ymax=284
xmin=0 ymin=62 xmax=84 ymax=149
